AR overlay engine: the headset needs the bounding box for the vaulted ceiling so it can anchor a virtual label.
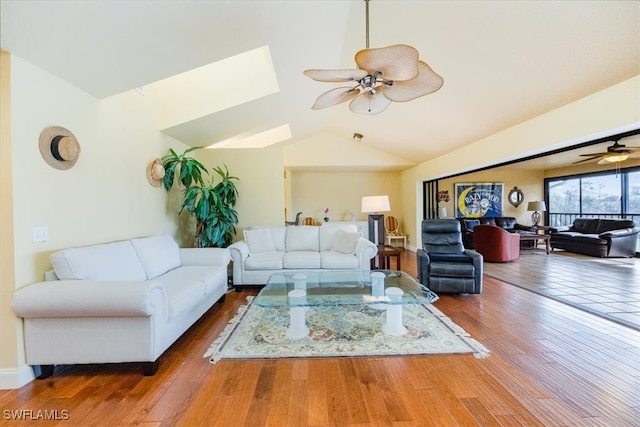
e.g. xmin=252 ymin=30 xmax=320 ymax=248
xmin=2 ymin=1 xmax=638 ymax=166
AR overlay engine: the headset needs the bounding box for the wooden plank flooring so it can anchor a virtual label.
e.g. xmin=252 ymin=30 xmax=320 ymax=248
xmin=1 ymin=251 xmax=639 ymax=426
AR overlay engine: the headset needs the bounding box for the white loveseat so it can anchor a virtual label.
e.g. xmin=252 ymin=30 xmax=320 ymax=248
xmin=229 ymin=224 xmax=377 ymax=289
xmin=11 ymin=234 xmax=230 ymax=379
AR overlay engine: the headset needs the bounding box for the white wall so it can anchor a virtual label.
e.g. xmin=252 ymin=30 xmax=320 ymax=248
xmin=1 ymin=53 xmax=183 ymax=387
xmin=290 ymin=170 xmax=402 ymax=223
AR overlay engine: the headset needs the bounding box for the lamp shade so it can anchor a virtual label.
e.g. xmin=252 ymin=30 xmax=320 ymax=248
xmin=527 ymin=201 xmax=546 ymax=212
xmin=361 ymin=195 xmax=391 ymax=213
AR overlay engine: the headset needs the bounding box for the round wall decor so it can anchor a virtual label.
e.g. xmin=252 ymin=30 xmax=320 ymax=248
xmin=508 ymin=186 xmax=524 ymax=207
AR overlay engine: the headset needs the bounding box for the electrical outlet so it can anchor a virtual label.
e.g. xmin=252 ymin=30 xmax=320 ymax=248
xmin=32 ymin=226 xmax=48 ymax=243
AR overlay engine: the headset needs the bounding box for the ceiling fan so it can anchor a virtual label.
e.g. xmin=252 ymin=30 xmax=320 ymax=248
xmin=303 ymin=0 xmax=443 ymax=115
xmin=573 ymin=140 xmax=640 ymax=164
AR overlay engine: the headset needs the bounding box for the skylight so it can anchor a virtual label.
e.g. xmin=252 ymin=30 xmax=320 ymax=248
xmin=208 ymin=124 xmax=292 ymax=149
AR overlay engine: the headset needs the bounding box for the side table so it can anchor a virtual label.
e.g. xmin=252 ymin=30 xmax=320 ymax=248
xmin=372 ymin=245 xmax=401 ymax=270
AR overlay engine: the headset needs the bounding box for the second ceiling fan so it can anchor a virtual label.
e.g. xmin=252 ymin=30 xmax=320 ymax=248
xmin=574 ymin=140 xmax=640 ymax=164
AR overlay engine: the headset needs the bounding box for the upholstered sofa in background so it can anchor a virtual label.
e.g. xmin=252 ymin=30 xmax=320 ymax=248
xmin=550 ymin=218 xmax=639 ymax=257
xmin=12 ymin=235 xmax=230 ymax=379
xmin=229 ymin=224 xmax=377 ymax=290
xmin=458 ymin=217 xmax=535 ymax=249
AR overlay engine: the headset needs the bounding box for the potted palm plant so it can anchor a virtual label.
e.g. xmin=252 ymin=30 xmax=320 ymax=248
xmin=162 ymin=148 xmax=239 ymax=248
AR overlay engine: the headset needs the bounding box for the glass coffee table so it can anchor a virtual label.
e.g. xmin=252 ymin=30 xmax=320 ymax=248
xmin=255 ymin=270 xmax=439 ymax=338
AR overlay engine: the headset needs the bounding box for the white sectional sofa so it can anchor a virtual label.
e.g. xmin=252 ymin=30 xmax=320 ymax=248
xmin=229 ymin=224 xmax=377 ymax=290
xmin=11 ymin=234 xmax=230 ymax=379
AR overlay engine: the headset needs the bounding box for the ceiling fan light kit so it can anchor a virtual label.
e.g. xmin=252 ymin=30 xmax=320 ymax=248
xmin=304 ymin=0 xmax=443 ymax=114
xmin=602 ymin=153 xmax=629 ymax=163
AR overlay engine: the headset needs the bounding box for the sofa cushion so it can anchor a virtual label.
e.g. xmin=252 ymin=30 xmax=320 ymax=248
xmin=50 ymin=240 xmax=147 ymax=281
xmin=153 ymin=270 xmax=206 ymax=320
xmin=479 ymin=217 xmax=496 ymax=226
xmin=283 ymin=251 xmax=321 ymax=269
xmin=243 ymin=229 xmax=276 ymax=255
xmin=286 ymin=226 xmax=319 ymax=252
xmin=494 ymin=217 xmax=517 ymax=229
xmin=159 ymin=265 xmax=226 ymax=294
xmin=249 ymin=226 xmax=286 ymax=251
xmin=319 ymin=224 xmax=358 ymax=251
xmin=572 ymin=218 xmax=599 ymax=234
xmin=321 ymin=251 xmax=359 ymax=269
xmin=245 ymin=252 xmax=284 ymax=270
xmin=131 ymin=235 xmax=181 ymax=280
xmin=331 ymin=230 xmax=363 ymax=254
xmin=596 ymin=219 xmax=635 ymax=234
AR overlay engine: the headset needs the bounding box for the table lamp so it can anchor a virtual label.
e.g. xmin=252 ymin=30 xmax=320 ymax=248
xmin=361 ymin=195 xmax=390 ymax=245
xmin=527 ymin=200 xmax=546 ymax=226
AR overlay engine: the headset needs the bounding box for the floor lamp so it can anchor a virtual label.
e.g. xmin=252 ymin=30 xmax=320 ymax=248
xmin=361 ymin=195 xmax=390 ymax=245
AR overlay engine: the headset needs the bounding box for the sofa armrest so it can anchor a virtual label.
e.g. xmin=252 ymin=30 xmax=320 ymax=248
xmin=354 ymin=238 xmax=377 ymax=269
xmin=228 ymin=241 xmax=249 ymax=263
xmin=513 ymin=223 xmax=535 ymax=232
xmin=552 ymin=226 xmax=571 ymax=233
xmin=228 ymin=241 xmax=250 ymax=285
xmin=179 ymin=247 xmax=230 ymax=267
xmin=416 ymin=249 xmax=430 ymax=283
xmin=12 ymin=280 xmax=167 ymax=318
xmin=599 ymin=227 xmax=640 ymax=239
xmin=464 ymin=249 xmax=484 ymax=289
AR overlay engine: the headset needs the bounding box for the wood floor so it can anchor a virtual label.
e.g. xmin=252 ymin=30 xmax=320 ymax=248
xmin=2 ymin=251 xmax=639 ymax=426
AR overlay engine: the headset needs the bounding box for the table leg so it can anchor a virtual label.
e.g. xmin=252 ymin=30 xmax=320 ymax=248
xmin=383 ymin=305 xmax=408 ymax=336
xmin=287 ymin=306 xmax=309 ymax=339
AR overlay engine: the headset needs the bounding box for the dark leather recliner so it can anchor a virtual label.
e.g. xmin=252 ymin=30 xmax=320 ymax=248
xmin=473 ymin=224 xmax=520 ymax=262
xmin=417 ymin=219 xmax=483 ymax=294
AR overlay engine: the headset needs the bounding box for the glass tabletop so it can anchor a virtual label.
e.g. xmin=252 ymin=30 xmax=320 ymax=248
xmin=254 ymin=270 xmax=438 ymax=308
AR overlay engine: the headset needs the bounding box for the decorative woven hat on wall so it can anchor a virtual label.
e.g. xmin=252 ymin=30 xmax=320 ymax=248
xmin=146 ymin=158 xmax=165 ymax=187
xmin=39 ymin=126 xmax=81 ymax=170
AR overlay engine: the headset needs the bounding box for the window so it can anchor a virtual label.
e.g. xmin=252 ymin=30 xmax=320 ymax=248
xmin=580 ymin=174 xmax=622 ymax=214
xmin=629 ymin=170 xmax=640 ymax=213
xmin=545 ymin=167 xmax=640 ymax=253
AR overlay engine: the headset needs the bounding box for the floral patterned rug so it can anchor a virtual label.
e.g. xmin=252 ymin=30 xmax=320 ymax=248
xmin=204 ymin=297 xmax=489 ymax=363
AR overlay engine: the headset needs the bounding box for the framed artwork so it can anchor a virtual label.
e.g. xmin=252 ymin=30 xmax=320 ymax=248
xmin=455 ymin=182 xmax=504 ymax=218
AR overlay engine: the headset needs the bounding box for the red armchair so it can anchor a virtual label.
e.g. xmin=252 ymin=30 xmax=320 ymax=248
xmin=473 ymin=224 xmax=520 ymax=262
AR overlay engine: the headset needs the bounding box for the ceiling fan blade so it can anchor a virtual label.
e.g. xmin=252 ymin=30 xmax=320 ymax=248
xmin=311 ymin=86 xmax=360 ymax=110
xmin=572 ymin=156 xmax=602 ymax=164
xmin=355 ymin=44 xmax=419 ymax=81
xmin=579 ymin=152 xmax=609 ymax=157
xmin=349 ymin=90 xmax=391 ymax=115
xmin=383 ymin=61 xmax=444 ymax=102
xmin=304 ymin=68 xmax=368 ymax=82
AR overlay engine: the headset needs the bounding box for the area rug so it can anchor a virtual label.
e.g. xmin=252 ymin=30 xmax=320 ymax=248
xmin=204 ymin=297 xmax=489 ymax=363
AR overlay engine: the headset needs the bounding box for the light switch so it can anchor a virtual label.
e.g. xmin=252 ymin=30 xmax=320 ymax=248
xmin=32 ymin=226 xmax=48 ymax=243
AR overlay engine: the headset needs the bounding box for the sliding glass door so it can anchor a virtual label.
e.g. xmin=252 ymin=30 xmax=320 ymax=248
xmin=545 ymin=166 xmax=640 ymax=253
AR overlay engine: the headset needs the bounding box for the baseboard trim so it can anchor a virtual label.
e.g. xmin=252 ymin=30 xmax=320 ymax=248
xmin=0 ymin=364 xmax=35 ymax=389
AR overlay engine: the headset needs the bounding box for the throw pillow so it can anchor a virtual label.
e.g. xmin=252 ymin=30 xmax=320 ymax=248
xmin=244 ymin=229 xmax=276 ymax=255
xmin=131 ymin=235 xmax=181 ymax=280
xmin=464 ymin=219 xmax=480 ymax=230
xmin=331 ymin=230 xmax=363 ymax=254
